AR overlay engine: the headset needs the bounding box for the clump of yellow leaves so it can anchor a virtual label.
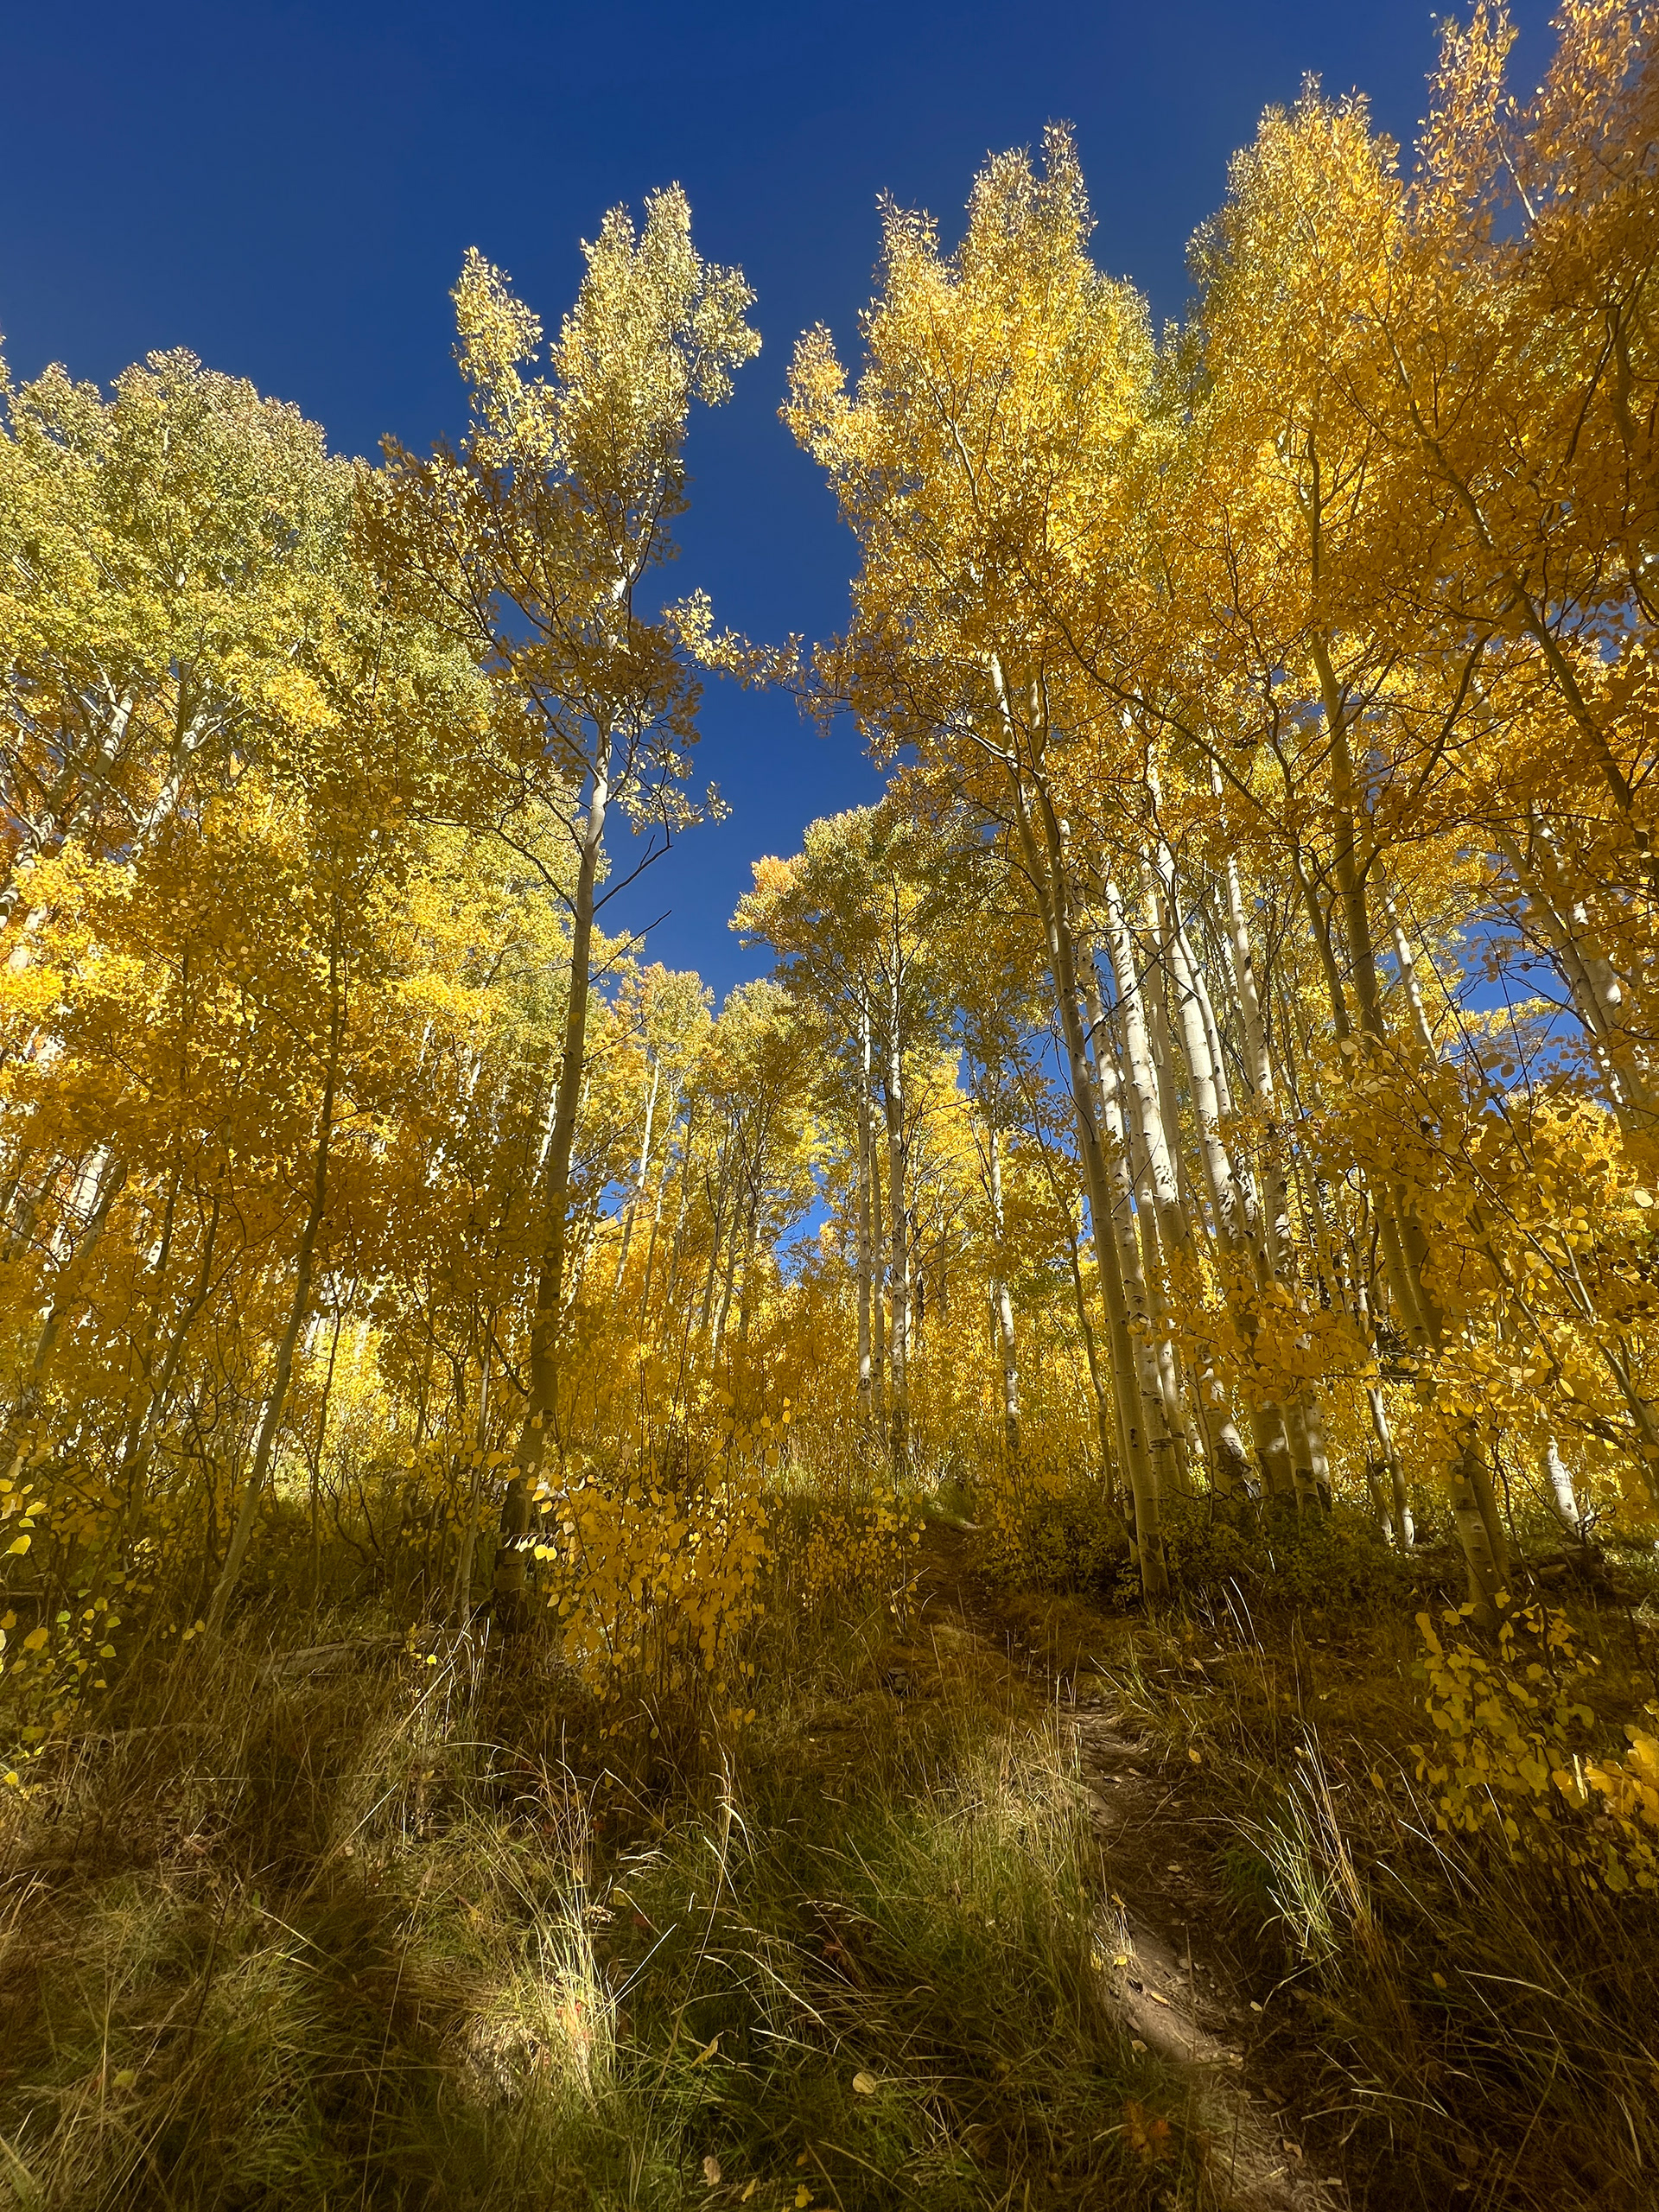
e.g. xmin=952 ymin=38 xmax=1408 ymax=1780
xmin=1414 ymin=1600 xmax=1659 ymax=1892
xmin=971 ymin=1455 xmax=1125 ymax=1592
xmin=533 ymin=1463 xmax=770 ymax=1729
xmin=789 ymin=1499 xmax=924 ymax=1624
xmin=0 ymin=1586 xmax=123 ymax=1786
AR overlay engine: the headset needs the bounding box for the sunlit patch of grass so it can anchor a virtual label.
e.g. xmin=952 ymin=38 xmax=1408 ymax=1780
xmin=0 ymin=1565 xmax=1194 ymax=2211
xmin=594 ymin=1692 xmax=1183 ymax=2208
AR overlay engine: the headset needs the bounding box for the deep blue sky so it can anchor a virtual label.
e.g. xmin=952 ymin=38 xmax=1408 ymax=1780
xmin=3 ymin=0 xmax=1554 ymax=1003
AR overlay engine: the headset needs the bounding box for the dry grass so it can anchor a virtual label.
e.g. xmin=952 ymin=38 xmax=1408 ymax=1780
xmin=1003 ymin=1521 xmax=1659 ymax=2212
xmin=8 ymin=1473 xmax=1654 ymax=2210
xmin=0 ymin=1568 xmax=1190 ymax=2210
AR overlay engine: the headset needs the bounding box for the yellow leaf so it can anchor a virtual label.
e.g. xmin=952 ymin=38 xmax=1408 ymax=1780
xmin=852 ymin=2070 xmax=878 ymax=2095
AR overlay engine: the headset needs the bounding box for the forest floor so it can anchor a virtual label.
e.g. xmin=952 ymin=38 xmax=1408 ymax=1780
xmin=898 ymin=1512 xmax=1659 ymax=2212
xmin=1 ymin=1509 xmax=1656 ymax=2211
xmin=907 ymin=1522 xmax=1332 ymax=2211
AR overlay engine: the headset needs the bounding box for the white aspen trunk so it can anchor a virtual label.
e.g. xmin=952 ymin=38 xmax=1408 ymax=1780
xmin=870 ymin=1127 xmax=887 ymax=1427
xmin=987 ymin=685 xmax=1165 ymax=1592
xmin=856 ymin=995 xmax=875 ymax=1419
xmin=1217 ymin=836 xmax=1334 ymax=1503
xmin=1102 ymin=880 xmax=1182 ymax=1228
xmin=1190 ymin=943 xmax=1236 ymax=1121
xmin=1079 ymin=951 xmax=1185 ymax=1491
xmin=1543 ymin=1436 xmax=1586 ymax=1542
xmin=986 ymin=1117 xmax=1020 ymax=1455
xmin=1364 ymin=1382 xmax=1414 ymax=1551
xmin=1382 ymin=890 xmax=1436 ymax=1052
xmin=613 ymin=1049 xmax=662 ymax=1292
xmin=1148 ymin=854 xmax=1301 ymax=1509
xmin=884 ymin=965 xmax=911 ymax=1470
xmin=1103 ymin=880 xmax=1221 ymax=1491
xmin=1218 ymin=830 xmax=1293 ymax=1267
xmin=1152 ymin=853 xmax=1254 ymax=1249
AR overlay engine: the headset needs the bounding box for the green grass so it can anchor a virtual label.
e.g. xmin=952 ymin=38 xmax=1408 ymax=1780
xmin=11 ymin=1483 xmax=1656 ymax=2210
xmin=0 ymin=1589 xmax=1186 ymax=2210
xmin=1018 ymin=1543 xmax=1659 ymax=2212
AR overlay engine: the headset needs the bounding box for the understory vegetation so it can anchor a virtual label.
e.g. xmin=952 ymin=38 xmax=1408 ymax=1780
xmin=4 ymin=3 xmax=1659 ymax=2205
xmin=3 ymin=1491 xmax=1658 ymax=2210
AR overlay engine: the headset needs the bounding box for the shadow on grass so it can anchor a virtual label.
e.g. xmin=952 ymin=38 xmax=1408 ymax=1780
xmin=0 ymin=1604 xmax=1192 ymax=2210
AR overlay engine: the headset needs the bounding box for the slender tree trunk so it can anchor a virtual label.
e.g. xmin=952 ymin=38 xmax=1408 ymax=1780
xmin=1014 ymin=1062 xmax=1135 ymax=1548
xmin=1542 ymin=1437 xmax=1586 ymax=1544
xmin=613 ymin=1049 xmax=662 ymax=1292
xmin=1363 ymin=1380 xmax=1413 ymax=1551
xmin=1301 ymin=673 xmax=1510 ymax=1614
xmin=856 ymin=994 xmax=875 ymax=1420
xmin=992 ymin=706 xmax=1166 ymax=1592
xmin=697 ymin=1144 xmax=733 ymax=1339
xmin=1103 ymin=878 xmax=1244 ymax=1498
xmin=113 ymin=1185 xmax=224 ymax=1539
xmin=1493 ymin=820 xmax=1656 ymax=1130
xmin=497 ymin=744 xmax=610 ymax=1625
xmin=639 ymin=1097 xmax=680 ymax=1319
xmin=871 ymin=1128 xmax=887 ymax=1426
xmin=2 ymin=1149 xmax=130 ymax=1484
xmin=1148 ymin=849 xmax=1302 ymax=1509
xmin=883 ymin=969 xmax=911 ymax=1471
xmin=1078 ymin=947 xmax=1183 ymax=1488
xmin=451 ymin=1338 xmax=492 ymax=1629
xmin=204 ymin=944 xmax=344 ymax=1646
xmin=713 ymin=1170 xmax=751 ymax=1355
xmin=308 ymin=1303 xmax=344 ymax=1626
xmin=985 ymin=1116 xmax=1020 ymax=1455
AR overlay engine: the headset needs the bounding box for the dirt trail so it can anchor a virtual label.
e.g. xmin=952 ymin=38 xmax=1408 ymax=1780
xmin=913 ymin=1522 xmax=1343 ymax=2212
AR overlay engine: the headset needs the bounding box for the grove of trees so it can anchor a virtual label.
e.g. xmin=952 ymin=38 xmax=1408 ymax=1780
xmin=9 ymin=10 xmax=1659 ymax=2210
xmin=0 ymin=0 xmax=1654 ymax=1733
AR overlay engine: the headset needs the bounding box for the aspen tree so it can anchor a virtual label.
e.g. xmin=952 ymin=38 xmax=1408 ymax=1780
xmin=372 ymin=195 xmax=757 ymax=1618
xmin=787 ymin=130 xmax=1170 ymax=1590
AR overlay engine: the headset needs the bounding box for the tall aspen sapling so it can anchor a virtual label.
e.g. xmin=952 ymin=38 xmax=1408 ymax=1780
xmin=370 ymin=193 xmax=758 ymax=1620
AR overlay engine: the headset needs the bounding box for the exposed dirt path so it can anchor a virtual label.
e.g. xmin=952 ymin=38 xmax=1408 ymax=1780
xmin=912 ymin=1521 xmax=1344 ymax=2212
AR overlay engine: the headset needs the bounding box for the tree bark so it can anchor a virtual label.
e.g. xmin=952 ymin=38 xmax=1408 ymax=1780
xmin=204 ymin=945 xmax=343 ymax=1646
xmin=993 ymin=711 xmax=1166 ymax=1594
xmin=985 ymin=1117 xmax=1020 ymax=1455
xmin=496 ymin=744 xmax=609 ymax=1625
